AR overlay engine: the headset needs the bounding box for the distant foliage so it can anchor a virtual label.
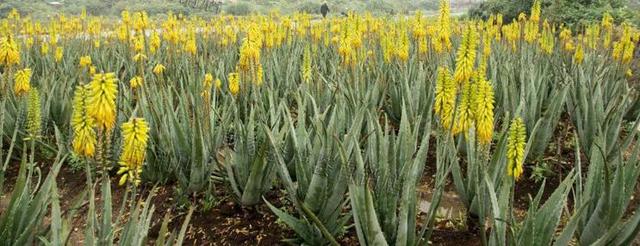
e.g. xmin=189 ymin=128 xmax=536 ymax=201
xmin=469 ymin=0 xmax=639 ymax=28
xmin=223 ymin=1 xmax=253 ymax=16
xmin=0 ymin=0 xmax=201 ymax=18
xmin=297 ymin=1 xmax=322 ymax=14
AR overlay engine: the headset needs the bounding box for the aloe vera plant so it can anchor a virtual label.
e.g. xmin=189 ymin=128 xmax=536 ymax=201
xmin=566 ymin=58 xmax=634 ymax=157
xmin=558 ymin=128 xmax=640 ymax=245
xmin=490 ymin=45 xmax=569 ymax=160
xmin=221 ymin=105 xmax=281 ymax=206
xmin=265 ymin=95 xmax=363 ymax=244
xmin=142 ymin=85 xmax=226 ymax=192
xmin=0 ymin=134 xmax=66 ymax=245
xmin=348 ymin=108 xmax=450 ymax=246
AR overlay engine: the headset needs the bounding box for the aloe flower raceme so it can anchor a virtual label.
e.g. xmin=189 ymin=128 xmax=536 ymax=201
xmin=203 ymin=73 xmax=214 ymax=88
xmin=214 ymin=78 xmax=222 ymax=91
xmin=574 ymin=42 xmax=584 ymax=64
xmin=54 ymin=47 xmax=63 ymax=62
xmin=473 ymin=78 xmax=495 ymax=145
xmin=88 ymin=73 xmax=118 ymax=131
xmin=228 ymin=72 xmax=240 ymax=96
xmin=79 ymin=56 xmax=92 ymax=68
xmin=612 ymin=23 xmax=636 ymax=64
xmin=601 ymin=13 xmax=614 ymax=49
xmin=301 ymin=45 xmax=312 ymax=83
xmin=26 ymin=88 xmax=41 ymax=138
xmin=133 ymin=53 xmax=147 ymax=63
xmin=149 ymin=31 xmax=161 ymax=54
xmin=507 ymin=117 xmax=526 ymax=180
xmin=129 ymin=76 xmax=143 ymax=90
xmin=394 ymin=26 xmax=410 ymax=62
xmin=452 ymin=82 xmax=474 ymax=136
xmin=132 ymin=35 xmax=145 ymax=53
xmin=40 ymin=42 xmax=49 ymax=55
xmin=523 ymin=0 xmax=541 ymax=44
xmin=117 ymin=118 xmax=150 ymax=186
xmin=453 ymin=25 xmax=478 ymax=86
xmin=13 ymin=68 xmax=31 ymax=97
xmin=0 ymin=35 xmax=20 ymax=66
xmin=434 ymin=66 xmax=456 ymax=129
xmin=434 ymin=0 xmax=452 ymax=53
xmin=202 ymin=73 xmax=214 ymax=99
xmin=71 ymin=85 xmax=97 ymax=157
xmin=153 ymin=64 xmax=166 ymax=75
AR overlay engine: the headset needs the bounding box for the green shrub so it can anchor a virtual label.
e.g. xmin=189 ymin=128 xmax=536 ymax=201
xmin=366 ymin=0 xmax=401 ymax=15
xmin=468 ymin=0 xmax=637 ymax=28
xmin=296 ymin=0 xmax=322 ymax=14
xmin=223 ymin=1 xmax=253 ymax=16
xmin=111 ymin=0 xmax=192 ymax=16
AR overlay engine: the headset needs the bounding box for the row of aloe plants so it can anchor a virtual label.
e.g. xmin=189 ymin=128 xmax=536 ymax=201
xmin=1 ymin=9 xmax=640 ymax=246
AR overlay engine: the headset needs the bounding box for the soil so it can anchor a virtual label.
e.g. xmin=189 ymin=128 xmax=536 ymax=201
xmin=176 ymin=191 xmax=293 ymax=246
xmin=1 ymin=162 xmax=294 ymax=246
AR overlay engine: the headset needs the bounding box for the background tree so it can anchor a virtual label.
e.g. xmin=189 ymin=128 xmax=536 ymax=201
xmin=469 ymin=0 xmax=639 ymax=28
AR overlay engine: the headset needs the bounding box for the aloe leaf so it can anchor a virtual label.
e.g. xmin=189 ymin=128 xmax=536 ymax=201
xmin=265 ymin=199 xmax=316 ymax=243
xmin=175 ymin=206 xmax=194 ymax=246
xmin=349 ymin=184 xmax=389 ymax=246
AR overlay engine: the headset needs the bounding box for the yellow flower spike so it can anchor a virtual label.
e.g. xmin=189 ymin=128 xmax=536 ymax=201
xmin=395 ymin=26 xmax=410 ymax=62
xmin=79 ymin=56 xmax=92 ymax=68
xmin=184 ymin=34 xmax=197 ymax=56
xmin=482 ymin=33 xmax=492 ymax=58
xmin=149 ymin=31 xmax=161 ymax=54
xmin=452 ymin=82 xmax=474 ymax=136
xmin=121 ymin=10 xmax=131 ymax=25
xmin=25 ymin=37 xmax=34 ymax=49
xmin=133 ymin=11 xmax=149 ymax=32
xmin=118 ymin=169 xmax=129 ymax=186
xmin=559 ymin=28 xmax=572 ymax=41
xmin=129 ymin=76 xmax=143 ymax=89
xmin=507 ymin=117 xmax=527 ymax=181
xmin=434 ymin=66 xmax=456 ymax=130
xmin=54 ymin=47 xmax=63 ymax=62
xmin=518 ymin=13 xmax=527 ymax=23
xmin=0 ymin=36 xmax=20 ymax=66
xmin=564 ymin=39 xmax=575 ymax=52
xmin=204 ymin=73 xmax=214 ymax=88
xmin=118 ymin=117 xmax=150 ymax=186
xmin=13 ymin=68 xmax=31 ymax=97
xmin=530 ymin=0 xmax=541 ymax=23
xmin=435 ymin=0 xmax=452 ymax=53
xmin=215 ymin=78 xmax=222 ymax=91
xmin=89 ymin=66 xmax=96 ymax=75
xmin=8 ymin=9 xmax=20 ymax=20
xmin=574 ymin=42 xmax=584 ymax=64
xmin=453 ymin=25 xmax=478 ymax=86
xmin=228 ymin=72 xmax=240 ymax=96
xmin=40 ymin=42 xmax=49 ymax=55
xmin=473 ymin=78 xmax=495 ymax=145
xmin=71 ymin=85 xmax=97 ymax=157
xmin=88 ymin=73 xmax=118 ymax=131
xmin=301 ymin=45 xmax=312 ymax=83
xmin=523 ymin=1 xmax=542 ymax=43
xmin=133 ymin=53 xmax=147 ymax=62
xmin=153 ymin=64 xmax=166 ymax=75
xmin=132 ymin=34 xmax=145 ymax=53
xmin=117 ymin=24 xmax=128 ymax=41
